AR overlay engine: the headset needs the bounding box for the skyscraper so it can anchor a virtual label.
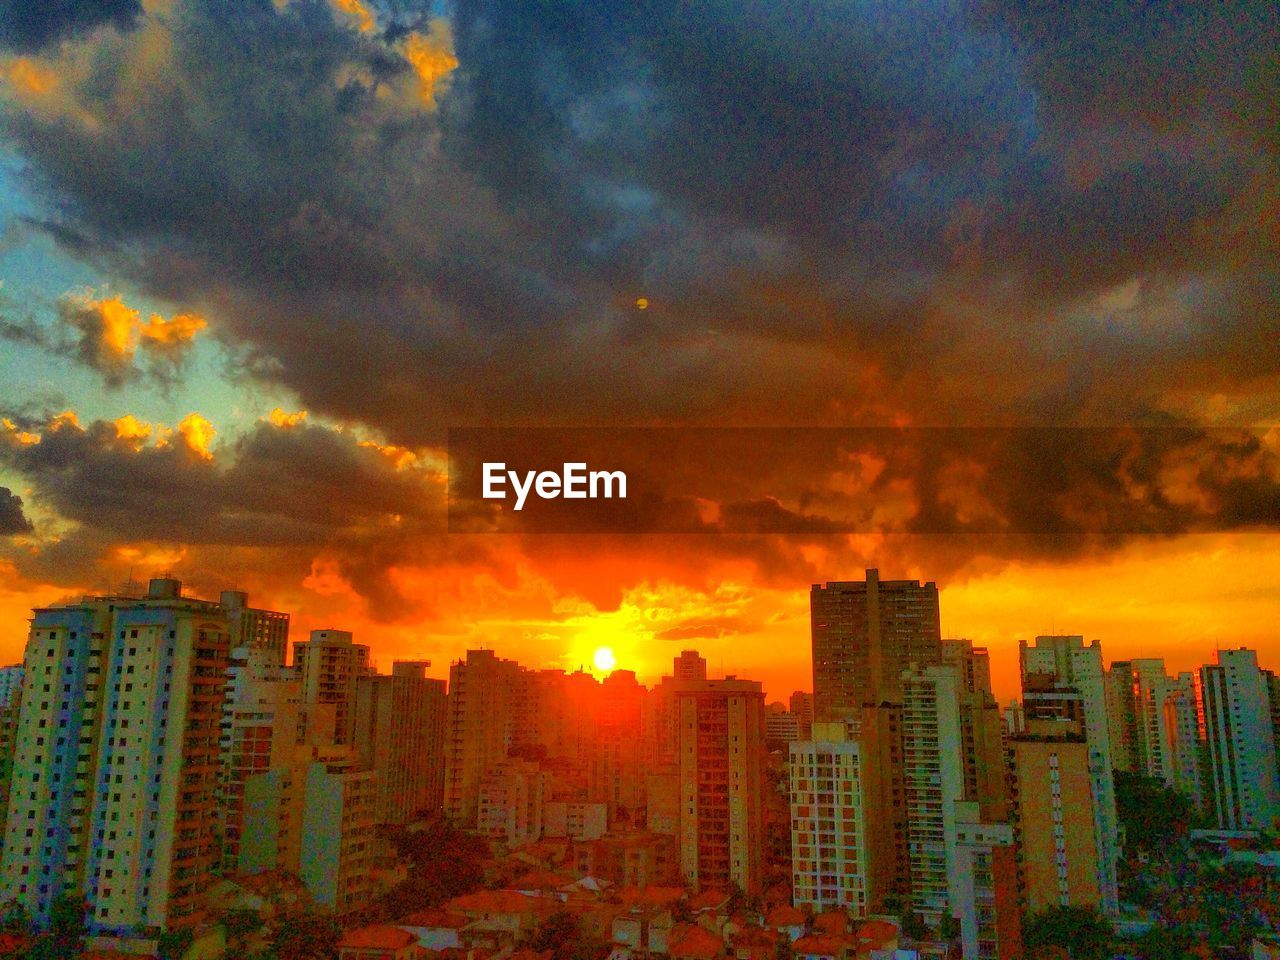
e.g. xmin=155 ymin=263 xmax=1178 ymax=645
xmin=0 ymin=579 xmax=229 ymax=936
xmin=1018 ymin=635 xmax=1120 ymax=913
xmin=811 ymin=570 xmax=941 ymax=722
xmin=294 ymin=629 xmax=371 ymax=748
xmin=1201 ymin=648 xmax=1280 ymax=832
xmin=675 ymin=676 xmax=767 ymax=893
xmin=353 ymin=661 xmax=447 ymax=824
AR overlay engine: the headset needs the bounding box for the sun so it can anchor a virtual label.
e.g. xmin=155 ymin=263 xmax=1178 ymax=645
xmin=592 ymin=646 xmax=617 ymax=673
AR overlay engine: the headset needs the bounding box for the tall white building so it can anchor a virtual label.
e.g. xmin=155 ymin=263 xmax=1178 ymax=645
xmin=1018 ymin=636 xmax=1120 ymax=913
xmin=1201 ymin=649 xmax=1280 ymax=832
xmin=901 ymin=663 xmax=965 ymax=925
xmin=789 ymin=722 xmax=870 ymax=914
xmin=0 ymin=579 xmax=229 ymax=936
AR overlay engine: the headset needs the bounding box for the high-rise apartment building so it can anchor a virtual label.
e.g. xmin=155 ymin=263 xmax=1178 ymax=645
xmin=857 ymin=702 xmax=910 ymax=912
xmin=443 ymin=649 xmax=525 ymax=824
xmin=1201 ymin=648 xmax=1280 ymax=832
xmin=299 ymin=751 xmax=377 ymax=914
xmin=219 ymin=590 xmax=290 ymax=667
xmin=675 ymin=676 xmax=767 ymax=893
xmin=0 ymin=666 xmax=22 ymax=710
xmin=942 ymin=640 xmax=993 ymax=698
xmin=900 ymin=663 xmax=965 ymax=924
xmin=789 ymin=722 xmax=871 ymax=914
xmin=353 ymin=661 xmax=447 ymax=824
xmin=1164 ymin=672 xmax=1205 ymax=809
xmin=294 ymin=629 xmax=371 ymax=748
xmin=950 ymin=801 xmax=1022 ymax=960
xmin=1018 ymin=636 xmax=1119 ymax=913
xmin=219 ymin=643 xmax=302 ymax=871
xmin=673 ymin=650 xmax=708 ymax=682
xmin=811 ymin=570 xmax=941 ymax=721
xmin=477 ymin=758 xmax=546 ymax=848
xmin=1008 ymin=718 xmax=1102 ymax=913
xmin=789 ymin=691 xmax=815 ymax=740
xmin=1107 ymin=659 xmax=1177 ymax=785
xmin=0 ymin=579 xmax=229 ymax=936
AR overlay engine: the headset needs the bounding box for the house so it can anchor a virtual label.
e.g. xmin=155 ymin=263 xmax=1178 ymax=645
xmin=339 ymin=925 xmax=427 ymax=959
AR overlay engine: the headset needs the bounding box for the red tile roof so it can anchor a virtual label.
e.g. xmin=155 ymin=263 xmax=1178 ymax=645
xmin=340 ymin=925 xmax=418 ymax=950
xmin=615 ymin=885 xmax=687 ymax=908
xmin=854 ymin=920 xmax=897 ymax=945
xmin=765 ymin=905 xmax=806 ymax=928
xmin=670 ymin=922 xmax=725 ymax=960
xmin=792 ymin=933 xmax=850 ymax=957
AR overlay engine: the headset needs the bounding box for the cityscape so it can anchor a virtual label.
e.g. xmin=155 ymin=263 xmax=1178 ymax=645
xmin=0 ymin=570 xmax=1274 ymax=959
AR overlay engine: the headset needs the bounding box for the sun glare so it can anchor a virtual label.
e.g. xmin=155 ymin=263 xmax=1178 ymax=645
xmin=592 ymin=646 xmax=617 ymax=673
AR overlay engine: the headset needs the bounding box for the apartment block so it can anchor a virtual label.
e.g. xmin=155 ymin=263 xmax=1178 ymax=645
xmin=477 ymin=758 xmax=546 ymax=848
xmin=1018 ymin=636 xmax=1119 ymax=912
xmin=219 ymin=643 xmax=302 ymax=871
xmin=811 ymin=570 xmax=941 ymax=722
xmin=353 ymin=661 xmax=447 ymax=824
xmin=1201 ymin=649 xmax=1280 ymax=832
xmin=789 ymin=722 xmax=871 ymax=914
xmin=675 ymin=676 xmax=767 ymax=893
xmin=443 ymin=650 xmax=525 ymax=825
xmin=220 ymin=590 xmax=290 ymax=667
xmin=295 ymin=629 xmax=371 ymax=748
xmin=0 ymin=578 xmax=229 ymax=936
xmin=1008 ymin=718 xmax=1101 ymax=913
xmin=900 ymin=664 xmax=965 ymax=924
xmin=949 ymin=801 xmax=1022 ymax=960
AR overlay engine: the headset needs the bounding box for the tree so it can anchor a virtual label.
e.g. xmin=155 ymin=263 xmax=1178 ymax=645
xmin=1126 ymin=924 xmax=1195 ymax=959
xmin=938 ymin=913 xmax=960 ymax=942
xmin=270 ymin=914 xmax=341 ymax=960
xmin=528 ymin=910 xmax=581 ymax=959
xmin=1023 ymin=906 xmax=1113 ymax=960
xmin=1114 ymin=770 xmax=1197 ymax=852
xmin=157 ymin=927 xmax=194 ymax=960
xmin=899 ymin=910 xmax=927 ymax=941
xmin=24 ymin=897 xmax=86 ymax=960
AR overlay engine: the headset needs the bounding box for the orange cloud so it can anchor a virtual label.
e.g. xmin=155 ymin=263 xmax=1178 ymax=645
xmin=138 ymin=312 xmax=207 ymax=351
xmin=331 ymin=0 xmax=377 ymax=34
xmin=401 ymin=20 xmax=458 ymax=109
xmin=267 ymin=407 xmax=309 ymax=429
xmin=113 ymin=415 xmax=154 ymax=448
xmin=174 ymin=413 xmax=216 ymax=460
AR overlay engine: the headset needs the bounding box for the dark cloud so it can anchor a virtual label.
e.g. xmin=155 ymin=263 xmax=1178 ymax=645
xmin=0 ymin=0 xmax=1270 ymax=441
xmin=0 ymin=487 xmax=32 ymax=535
xmin=0 ymin=0 xmax=141 ymax=51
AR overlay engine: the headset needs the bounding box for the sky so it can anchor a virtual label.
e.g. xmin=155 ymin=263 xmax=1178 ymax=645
xmin=0 ymin=0 xmax=1276 ymax=703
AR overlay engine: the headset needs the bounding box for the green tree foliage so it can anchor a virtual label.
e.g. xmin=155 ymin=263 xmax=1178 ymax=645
xmin=1023 ymin=906 xmax=1113 ymax=960
xmin=22 ymin=897 xmax=86 ymax=960
xmin=157 ymin=926 xmax=195 ymax=960
xmin=899 ymin=910 xmax=927 ymax=941
xmin=1114 ymin=770 xmax=1197 ymax=851
xmin=527 ymin=910 xmax=608 ymax=960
